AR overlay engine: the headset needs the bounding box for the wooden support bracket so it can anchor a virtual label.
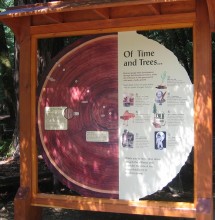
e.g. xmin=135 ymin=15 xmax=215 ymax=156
xmin=14 ymin=187 xmax=42 ymax=220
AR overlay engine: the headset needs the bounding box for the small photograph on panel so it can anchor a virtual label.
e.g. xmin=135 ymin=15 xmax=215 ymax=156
xmin=154 ymin=131 xmax=166 ymax=150
xmin=122 ymin=129 xmax=134 ymax=148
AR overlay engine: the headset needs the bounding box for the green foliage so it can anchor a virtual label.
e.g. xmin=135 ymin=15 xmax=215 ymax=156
xmin=0 ymin=139 xmax=12 ymax=158
xmin=0 ymin=1 xmax=15 ymax=159
xmin=0 ymin=24 xmax=15 ymax=118
xmin=0 ymin=0 xmax=14 ymax=61
xmin=4 ymin=26 xmax=14 ymax=62
xmin=0 ymin=0 xmax=13 ymax=11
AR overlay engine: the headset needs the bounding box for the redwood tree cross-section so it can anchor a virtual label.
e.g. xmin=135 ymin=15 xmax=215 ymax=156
xmin=37 ymin=35 xmax=119 ymax=198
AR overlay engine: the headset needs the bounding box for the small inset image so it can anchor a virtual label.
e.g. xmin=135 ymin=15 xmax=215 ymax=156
xmin=155 ymin=90 xmax=166 ymax=105
xmin=154 ymin=131 xmax=166 ymax=150
xmin=152 ymin=103 xmax=165 ymax=128
xmin=155 ymin=71 xmax=167 ymax=89
xmin=123 ymin=93 xmax=134 ymax=107
xmin=122 ymin=129 xmax=134 ymax=148
xmin=120 ymin=110 xmax=135 ymax=126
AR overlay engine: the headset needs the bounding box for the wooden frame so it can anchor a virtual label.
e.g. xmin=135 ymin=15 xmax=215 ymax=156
xmin=0 ymin=0 xmax=213 ymax=219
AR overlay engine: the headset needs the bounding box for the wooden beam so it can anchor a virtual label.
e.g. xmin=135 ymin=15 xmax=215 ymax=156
xmin=18 ymin=17 xmax=32 ymax=189
xmin=0 ymin=0 xmax=195 ymax=20
xmin=31 ymin=36 xmax=39 ymax=197
xmin=93 ymin=8 xmax=110 ymax=19
xmin=147 ymin=4 xmax=161 ymax=15
xmin=111 ymin=5 xmax=156 ymax=19
xmin=206 ymin=0 xmax=215 ymax=32
xmin=14 ymin=17 xmax=43 ymax=220
xmin=0 ymin=17 xmax=28 ymax=44
xmin=194 ymin=0 xmax=213 ymax=219
xmin=32 ymin=193 xmax=196 ymax=218
xmin=43 ymin=13 xmax=63 ymax=23
xmin=32 ymin=13 xmax=63 ymax=26
xmin=14 ymin=187 xmax=42 ymax=220
xmin=161 ymin=0 xmax=195 ymax=14
xmin=30 ymin=12 xmax=195 ymax=38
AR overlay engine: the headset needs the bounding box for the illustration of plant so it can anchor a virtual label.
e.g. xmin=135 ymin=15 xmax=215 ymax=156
xmin=156 ymin=71 xmax=167 ymax=89
xmin=153 ymin=103 xmax=157 ymax=123
xmin=161 ymin=71 xmax=167 ymax=85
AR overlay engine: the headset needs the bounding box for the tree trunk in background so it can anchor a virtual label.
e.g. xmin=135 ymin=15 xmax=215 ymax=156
xmin=12 ymin=32 xmax=20 ymax=157
xmin=37 ymin=38 xmax=65 ymax=82
xmin=0 ymin=23 xmax=15 ymax=118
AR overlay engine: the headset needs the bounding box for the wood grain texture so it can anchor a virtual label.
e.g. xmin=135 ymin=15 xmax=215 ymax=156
xmin=32 ymin=193 xmax=196 ymax=218
xmin=0 ymin=0 xmax=193 ymax=18
xmin=38 ymin=35 xmax=118 ymax=198
xmin=194 ymin=0 xmax=213 ymax=219
xmin=14 ymin=187 xmax=42 ymax=220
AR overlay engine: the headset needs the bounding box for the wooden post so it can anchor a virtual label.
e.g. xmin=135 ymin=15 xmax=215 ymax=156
xmin=194 ymin=0 xmax=213 ymax=219
xmin=13 ymin=17 xmax=42 ymax=220
xmin=14 ymin=187 xmax=42 ymax=220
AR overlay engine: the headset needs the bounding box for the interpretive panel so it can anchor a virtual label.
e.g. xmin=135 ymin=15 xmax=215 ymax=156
xmin=118 ymin=32 xmax=193 ymax=200
xmin=37 ymin=31 xmax=193 ymax=200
